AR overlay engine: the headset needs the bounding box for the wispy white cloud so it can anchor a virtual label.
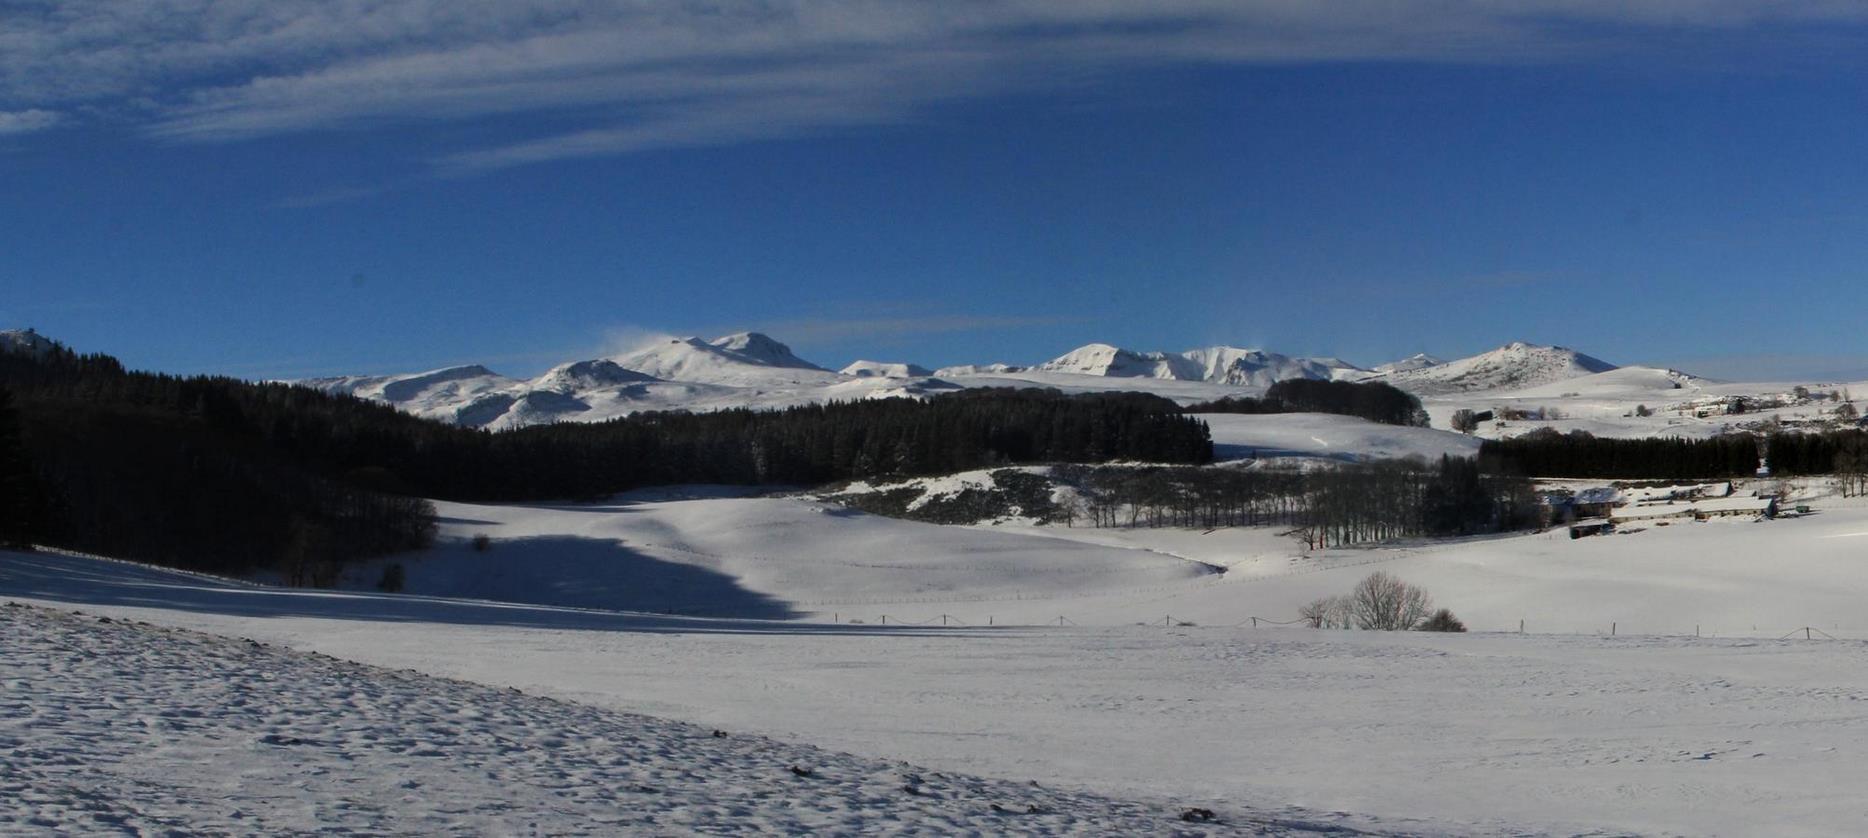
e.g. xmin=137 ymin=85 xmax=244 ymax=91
xmin=6 ymin=1 xmax=1868 ymax=172
xmin=0 ymin=109 xmax=61 ymax=135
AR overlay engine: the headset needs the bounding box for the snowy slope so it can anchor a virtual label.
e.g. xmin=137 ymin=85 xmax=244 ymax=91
xmin=0 ymin=602 xmax=1259 ymax=836
xmin=1034 ymin=343 xmax=1362 ymax=387
xmin=301 ymin=365 xmax=532 ymax=426
xmin=1200 ymin=413 xmax=1483 ymax=463
xmin=840 ymin=360 xmax=934 ymax=378
xmin=1372 ymin=353 xmax=1443 ymax=374
xmin=339 ymin=492 xmax=1218 ymax=615
xmin=1375 ymin=341 xmax=1616 ymax=395
xmin=22 ymin=496 xmax=1868 ymax=836
xmin=529 ymin=358 xmax=659 ymax=392
xmin=0 ymin=327 xmax=58 ymax=358
xmin=612 ymin=333 xmax=841 ymax=387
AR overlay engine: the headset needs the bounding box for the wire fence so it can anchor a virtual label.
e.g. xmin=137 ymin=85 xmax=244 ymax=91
xmin=819 ymin=610 xmax=1868 ymax=641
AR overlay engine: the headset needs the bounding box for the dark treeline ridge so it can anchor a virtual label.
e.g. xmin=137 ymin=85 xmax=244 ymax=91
xmin=1184 ymin=379 xmax=1429 ymax=428
xmin=1479 ymin=428 xmax=1868 ymax=480
xmin=1061 ymin=456 xmax=1535 ymax=548
xmin=0 ymin=343 xmax=1210 ymax=577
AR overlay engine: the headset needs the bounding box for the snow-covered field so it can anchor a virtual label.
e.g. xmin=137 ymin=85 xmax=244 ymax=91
xmin=14 ymin=484 xmax=1868 ymax=834
xmin=340 ymin=489 xmax=1217 ymax=615
xmin=1200 ymin=412 xmax=1483 ymax=463
xmin=0 ymin=601 xmax=1278 ymax=835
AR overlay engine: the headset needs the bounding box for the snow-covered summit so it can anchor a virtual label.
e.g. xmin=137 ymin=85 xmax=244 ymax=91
xmin=613 ymin=333 xmax=837 ymax=386
xmin=1032 ymin=342 xmax=1364 ymax=387
xmin=530 ymin=359 xmax=659 ymax=393
xmin=1036 ymin=343 xmax=1201 ymax=379
xmin=839 ymin=360 xmax=934 ymax=379
xmin=0 ymin=328 xmax=59 ymax=358
xmin=708 ymin=332 xmax=823 ymax=370
xmin=933 ymin=362 xmax=1025 ymax=377
xmin=1373 ymin=353 xmax=1445 ymax=375
xmin=1376 ymin=342 xmax=1615 ymax=395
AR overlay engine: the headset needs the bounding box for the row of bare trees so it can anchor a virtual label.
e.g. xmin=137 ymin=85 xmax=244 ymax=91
xmin=1056 ymin=457 xmax=1537 ymax=549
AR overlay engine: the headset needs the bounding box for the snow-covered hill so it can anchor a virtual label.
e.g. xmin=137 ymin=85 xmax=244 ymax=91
xmin=1372 ymin=353 xmax=1443 ymax=375
xmin=612 ymin=333 xmax=840 ymax=387
xmin=282 ymin=331 xmax=1761 ymax=434
xmin=1 ymin=601 xmax=1242 ymax=835
xmin=1033 ymin=343 xmax=1363 ymax=387
xmin=17 ymin=486 xmax=1868 ymax=835
xmin=0 ymin=327 xmax=58 ymax=358
xmin=839 ymin=360 xmax=934 ymax=378
xmin=1370 ymin=341 xmax=1617 ymax=395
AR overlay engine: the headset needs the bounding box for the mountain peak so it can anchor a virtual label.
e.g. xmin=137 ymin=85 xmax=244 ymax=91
xmin=1378 ymin=342 xmax=1616 ymax=395
xmin=840 ymin=360 xmax=933 ymax=379
xmin=0 ymin=328 xmax=60 ymax=358
xmin=612 ymin=332 xmax=833 ymax=386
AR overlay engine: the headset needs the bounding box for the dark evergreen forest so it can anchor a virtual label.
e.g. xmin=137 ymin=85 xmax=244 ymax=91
xmin=0 ymin=343 xmax=1211 ymax=578
xmin=1185 ymin=379 xmax=1429 ymax=427
xmin=1480 ymin=429 xmax=1865 ymax=480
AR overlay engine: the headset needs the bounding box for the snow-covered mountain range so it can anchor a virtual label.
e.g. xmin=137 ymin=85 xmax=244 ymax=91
xmin=273 ymin=331 xmax=1684 ymax=429
xmin=1363 ymin=341 xmax=1615 ymax=396
xmin=1032 ymin=343 xmax=1365 ymax=387
xmin=2 ymin=325 xmax=1710 ymax=431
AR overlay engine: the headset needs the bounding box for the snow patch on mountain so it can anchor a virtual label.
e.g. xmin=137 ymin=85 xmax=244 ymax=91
xmin=1372 ymin=353 xmax=1444 ymax=375
xmin=531 ymin=359 xmax=659 ymax=393
xmin=1034 ymin=343 xmax=1364 ymax=387
xmin=1375 ymin=342 xmax=1616 ymax=395
xmin=933 ymin=362 xmax=1025 ymax=377
xmin=0 ymin=328 xmax=58 ymax=358
xmin=612 ymin=333 xmax=838 ymax=386
xmin=839 ymin=360 xmax=934 ymax=379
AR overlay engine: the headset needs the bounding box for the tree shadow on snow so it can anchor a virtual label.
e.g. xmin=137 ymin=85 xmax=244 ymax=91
xmin=0 ymin=549 xmax=964 ymax=638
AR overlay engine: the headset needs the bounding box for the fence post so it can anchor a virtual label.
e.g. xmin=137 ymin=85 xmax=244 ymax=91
xmin=1611 ymin=622 xmax=1616 ymax=636
xmin=1251 ymin=617 xmax=1259 ymax=628
xmin=881 ymin=615 xmax=887 ymax=625
xmin=1519 ymin=619 xmax=1524 ymax=634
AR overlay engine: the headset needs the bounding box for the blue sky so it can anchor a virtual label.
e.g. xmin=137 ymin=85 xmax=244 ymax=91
xmin=7 ymin=2 xmax=1868 ymax=380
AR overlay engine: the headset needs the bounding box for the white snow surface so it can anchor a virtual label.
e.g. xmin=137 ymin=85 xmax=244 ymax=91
xmin=612 ymin=333 xmax=838 ymax=387
xmin=0 ymin=601 xmax=1289 ymax=836
xmin=1368 ymin=341 xmax=1616 ymax=395
xmin=1371 ymin=353 xmax=1444 ymax=374
xmin=840 ymin=360 xmax=935 ymax=378
xmin=345 ymin=491 xmax=1218 ymax=615
xmin=0 ymin=328 xmax=58 ymax=358
xmin=1035 ymin=343 xmax=1363 ymax=387
xmin=21 ymin=489 xmax=1868 ymax=835
xmin=1200 ymin=412 xmax=1483 ymax=463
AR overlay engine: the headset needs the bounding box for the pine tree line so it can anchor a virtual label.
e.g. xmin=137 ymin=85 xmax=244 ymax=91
xmin=1184 ymin=379 xmax=1430 ymax=427
xmin=0 ymin=343 xmax=1211 ymax=577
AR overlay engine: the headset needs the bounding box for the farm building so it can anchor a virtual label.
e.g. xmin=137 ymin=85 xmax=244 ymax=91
xmin=1610 ymin=503 xmax=1696 ymax=525
xmin=1692 ymin=496 xmax=1777 ymax=519
xmin=1568 ymin=518 xmax=1614 ymax=539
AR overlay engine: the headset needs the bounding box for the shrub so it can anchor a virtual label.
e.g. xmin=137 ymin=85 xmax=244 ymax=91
xmin=1417 ymin=608 xmax=1466 ymax=632
xmin=471 ymin=533 xmax=492 ymax=552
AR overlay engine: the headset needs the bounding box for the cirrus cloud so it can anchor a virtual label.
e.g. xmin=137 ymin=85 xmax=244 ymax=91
xmin=5 ymin=1 xmax=1868 ymax=171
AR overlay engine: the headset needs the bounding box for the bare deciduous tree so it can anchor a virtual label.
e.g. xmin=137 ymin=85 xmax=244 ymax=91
xmin=1298 ymin=595 xmax=1354 ymax=629
xmin=1350 ymin=571 xmax=1433 ymax=631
